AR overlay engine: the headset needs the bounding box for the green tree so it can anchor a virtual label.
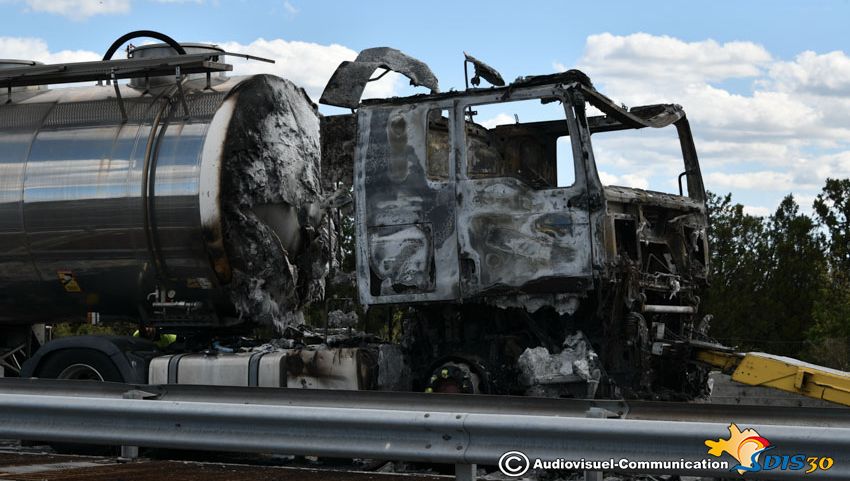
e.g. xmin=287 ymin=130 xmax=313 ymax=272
xmin=761 ymin=195 xmax=827 ymax=357
xmin=705 ymin=184 xmax=850 ymax=366
xmin=814 ymin=178 xmax=850 ymax=276
xmin=703 ymin=192 xmax=770 ymax=351
xmin=807 ymin=284 xmax=850 ymax=369
xmin=807 ymin=179 xmax=850 ymax=367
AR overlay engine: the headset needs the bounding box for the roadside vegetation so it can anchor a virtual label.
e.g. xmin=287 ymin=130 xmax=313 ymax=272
xmin=706 ymin=179 xmax=850 ymax=369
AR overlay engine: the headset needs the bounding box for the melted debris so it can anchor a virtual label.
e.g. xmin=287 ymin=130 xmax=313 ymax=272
xmin=221 ymin=75 xmax=329 ymax=332
xmin=517 ymin=331 xmax=602 ymax=398
xmin=327 ymin=310 xmax=358 ymax=328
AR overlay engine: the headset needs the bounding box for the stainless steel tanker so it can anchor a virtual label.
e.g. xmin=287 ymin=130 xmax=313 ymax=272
xmin=1 ymin=31 xmax=714 ymax=403
xmin=0 ymin=37 xmax=325 ymax=329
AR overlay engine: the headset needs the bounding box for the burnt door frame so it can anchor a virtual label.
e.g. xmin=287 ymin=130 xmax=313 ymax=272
xmin=354 ymin=101 xmax=461 ymax=305
xmin=454 ymin=84 xmax=596 ymax=298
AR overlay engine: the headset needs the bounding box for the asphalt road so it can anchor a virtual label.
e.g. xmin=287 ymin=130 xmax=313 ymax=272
xmin=0 ymin=445 xmax=450 ymax=481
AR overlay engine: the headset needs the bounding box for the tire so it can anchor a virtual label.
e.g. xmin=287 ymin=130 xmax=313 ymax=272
xmin=35 ymin=349 xmax=123 ymax=455
xmin=36 ymin=349 xmax=123 ymax=382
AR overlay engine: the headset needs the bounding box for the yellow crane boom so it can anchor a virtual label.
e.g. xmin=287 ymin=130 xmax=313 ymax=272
xmin=694 ymin=346 xmax=850 ymax=407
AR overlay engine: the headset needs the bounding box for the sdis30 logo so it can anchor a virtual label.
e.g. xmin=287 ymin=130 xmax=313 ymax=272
xmin=705 ymin=423 xmax=834 ymax=475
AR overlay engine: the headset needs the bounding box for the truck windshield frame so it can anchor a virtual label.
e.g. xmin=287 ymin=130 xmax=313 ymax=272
xmin=460 ymin=95 xmax=576 ymax=190
xmin=455 ymin=85 xmax=588 ymax=194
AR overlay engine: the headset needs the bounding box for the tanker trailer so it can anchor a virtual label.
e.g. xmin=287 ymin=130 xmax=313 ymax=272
xmin=0 ymin=31 xmax=337 ymax=384
xmin=3 ymin=32 xmax=711 ymax=400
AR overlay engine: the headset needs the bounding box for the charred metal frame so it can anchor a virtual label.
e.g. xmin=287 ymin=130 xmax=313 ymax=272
xmin=323 ymin=58 xmax=711 ymax=395
xmin=0 ymin=54 xmax=232 ymax=88
xmin=347 ymin=71 xmax=708 ymax=312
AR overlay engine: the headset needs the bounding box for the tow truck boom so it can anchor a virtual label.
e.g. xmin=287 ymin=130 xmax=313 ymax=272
xmin=693 ymin=341 xmax=850 ymax=407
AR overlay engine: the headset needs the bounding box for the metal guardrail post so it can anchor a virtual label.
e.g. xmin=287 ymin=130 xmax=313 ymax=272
xmin=119 ymin=390 xmax=155 ymax=461
xmin=119 ymin=443 xmax=139 ymax=460
xmin=455 ymin=463 xmax=476 ymax=481
xmin=584 ymin=407 xmax=608 ymax=481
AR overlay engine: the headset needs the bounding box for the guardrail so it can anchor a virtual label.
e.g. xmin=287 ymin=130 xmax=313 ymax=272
xmin=0 ymin=379 xmax=847 ymax=480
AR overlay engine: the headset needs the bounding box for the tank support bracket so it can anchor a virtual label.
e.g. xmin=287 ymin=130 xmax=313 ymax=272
xmin=110 ymin=69 xmax=128 ymax=123
xmin=0 ymin=344 xmax=26 ymax=376
xmin=175 ymin=66 xmax=190 ymax=120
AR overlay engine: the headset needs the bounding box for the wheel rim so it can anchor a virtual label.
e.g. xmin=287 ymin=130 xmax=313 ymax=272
xmin=56 ymin=363 xmax=105 ymax=381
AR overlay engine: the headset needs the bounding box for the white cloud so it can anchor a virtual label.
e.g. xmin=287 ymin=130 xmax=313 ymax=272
xmin=24 ymin=0 xmax=129 ymax=20
xmin=795 ymin=193 xmax=818 ymax=205
xmin=283 ymin=0 xmax=297 ymax=14
xmin=573 ymin=33 xmax=811 ymax=138
xmin=15 ymin=0 xmax=210 ymax=20
xmin=216 ymin=38 xmax=400 ymax=104
xmin=479 ymin=113 xmax=514 ymax=129
xmin=598 ymin=171 xmax=650 ymax=190
xmin=0 ymin=36 xmax=100 ymax=64
xmin=704 ymin=171 xmax=796 ymax=191
xmin=552 ymin=32 xmax=850 ymax=213
xmin=743 ymin=205 xmax=771 ymax=217
xmin=579 ymin=33 xmax=772 ymax=85
xmin=696 ymin=140 xmax=792 ymax=166
xmin=770 ymin=50 xmax=850 ymax=97
xmin=682 ymin=85 xmax=818 ymax=134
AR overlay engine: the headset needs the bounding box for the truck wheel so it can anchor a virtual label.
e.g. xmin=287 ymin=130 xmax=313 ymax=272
xmin=34 ymin=350 xmax=124 ymax=455
xmin=36 ymin=349 xmax=124 ymax=382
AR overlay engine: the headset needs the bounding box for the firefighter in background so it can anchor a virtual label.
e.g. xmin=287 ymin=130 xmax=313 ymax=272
xmin=132 ymin=326 xmax=177 ymax=350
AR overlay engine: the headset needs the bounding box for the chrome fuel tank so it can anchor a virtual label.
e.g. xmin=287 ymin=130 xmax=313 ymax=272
xmin=0 ymin=69 xmax=322 ymax=326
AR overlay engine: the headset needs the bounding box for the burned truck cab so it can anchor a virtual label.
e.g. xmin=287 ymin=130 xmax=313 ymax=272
xmin=354 ymin=75 xmax=600 ymax=306
xmin=322 ymin=49 xmax=710 ymax=398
